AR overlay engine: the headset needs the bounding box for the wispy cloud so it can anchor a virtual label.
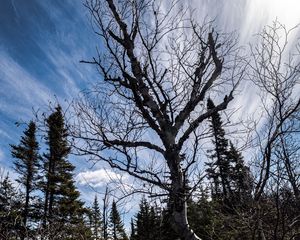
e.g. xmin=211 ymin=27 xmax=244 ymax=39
xmin=240 ymin=0 xmax=300 ymax=44
xmin=0 ymin=50 xmax=55 ymax=119
xmin=0 ymin=128 xmax=12 ymax=140
xmin=0 ymin=148 xmax=4 ymax=162
xmin=1 ymin=1 xmax=300 ymax=216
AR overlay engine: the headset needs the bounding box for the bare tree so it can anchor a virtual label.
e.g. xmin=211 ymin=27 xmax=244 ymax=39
xmin=72 ymin=0 xmax=244 ymax=239
xmin=249 ymin=20 xmax=300 ymax=202
xmin=248 ymin=20 xmax=300 ymax=239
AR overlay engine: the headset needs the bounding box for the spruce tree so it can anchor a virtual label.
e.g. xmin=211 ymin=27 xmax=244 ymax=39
xmin=206 ymin=98 xmax=253 ymax=210
xmin=11 ymin=121 xmax=40 ymax=234
xmin=187 ymin=188 xmax=220 ymax=240
xmin=206 ymin=98 xmax=233 ymax=201
xmin=0 ymin=173 xmax=23 ymax=239
xmin=56 ymin=159 xmax=85 ymax=224
xmin=227 ymin=142 xmax=253 ymax=203
xmin=134 ymin=198 xmax=160 ymax=240
xmin=135 ymin=198 xmax=150 ymax=240
xmin=89 ymin=195 xmax=103 ymax=240
xmin=42 ymin=105 xmax=71 ymax=223
xmin=109 ymin=200 xmax=128 ymax=240
xmin=41 ymin=105 xmax=87 ymax=237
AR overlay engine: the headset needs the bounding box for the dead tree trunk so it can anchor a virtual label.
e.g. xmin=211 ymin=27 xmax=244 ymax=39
xmin=73 ymin=1 xmax=243 ymax=239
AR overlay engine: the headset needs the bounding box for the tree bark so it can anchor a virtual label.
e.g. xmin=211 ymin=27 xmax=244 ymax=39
xmin=171 ymin=198 xmax=201 ymax=240
xmin=167 ymin=150 xmax=202 ymax=240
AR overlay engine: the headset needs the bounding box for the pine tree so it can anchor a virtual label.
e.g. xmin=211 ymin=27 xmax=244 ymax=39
xmin=227 ymin=142 xmax=253 ymax=203
xmin=89 ymin=195 xmax=103 ymax=240
xmin=41 ymin=105 xmax=88 ymax=237
xmin=42 ymin=105 xmax=71 ymax=223
xmin=56 ymin=159 xmax=85 ymax=225
xmin=0 ymin=173 xmax=23 ymax=239
xmin=134 ymin=198 xmax=160 ymax=240
xmin=109 ymin=200 xmax=128 ymax=240
xmin=206 ymin=98 xmax=233 ymax=201
xmin=206 ymin=99 xmax=253 ymax=211
xmin=135 ymin=198 xmax=150 ymax=240
xmin=11 ymin=121 xmax=40 ymax=235
xmin=187 ymin=187 xmax=221 ymax=240
xmin=150 ymin=206 xmax=161 ymax=240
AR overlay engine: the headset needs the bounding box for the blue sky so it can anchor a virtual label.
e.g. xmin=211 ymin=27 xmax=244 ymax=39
xmin=1 ymin=0 xmax=300 ymax=225
xmin=0 ymin=0 xmax=138 ymax=223
xmin=0 ymin=0 xmax=97 ymax=168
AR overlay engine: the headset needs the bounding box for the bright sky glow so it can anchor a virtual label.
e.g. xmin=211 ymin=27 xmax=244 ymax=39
xmin=240 ymin=0 xmax=300 ymax=42
xmin=0 ymin=0 xmax=300 ymax=220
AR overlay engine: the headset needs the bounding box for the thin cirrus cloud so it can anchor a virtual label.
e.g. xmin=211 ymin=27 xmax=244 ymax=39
xmin=0 ymin=51 xmax=54 ymax=118
xmin=0 ymin=0 xmax=96 ymax=169
xmin=0 ymin=0 xmax=96 ymax=116
xmin=0 ymin=148 xmax=4 ymax=162
xmin=1 ymin=0 xmax=300 ymax=206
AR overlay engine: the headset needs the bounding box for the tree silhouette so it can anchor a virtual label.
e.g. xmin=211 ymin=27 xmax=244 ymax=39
xmin=109 ymin=200 xmax=128 ymax=240
xmin=41 ymin=105 xmax=87 ymax=238
xmin=11 ymin=121 xmax=40 ymax=237
xmin=73 ymin=1 xmax=244 ymax=238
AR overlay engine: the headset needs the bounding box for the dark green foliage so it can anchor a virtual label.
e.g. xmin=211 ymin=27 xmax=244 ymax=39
xmin=133 ymin=198 xmax=160 ymax=240
xmin=206 ymin=98 xmax=252 ymax=208
xmin=227 ymin=142 xmax=253 ymax=204
xmin=206 ymin=98 xmax=233 ymax=201
xmin=11 ymin=121 xmax=40 ymax=232
xmin=41 ymin=105 xmax=71 ymax=222
xmin=39 ymin=106 xmax=89 ymax=238
xmin=1 ymin=94 xmax=299 ymax=240
xmin=0 ymin=174 xmax=23 ymax=239
xmin=187 ymin=190 xmax=216 ymax=240
xmin=188 ymin=197 xmax=253 ymax=240
xmin=109 ymin=200 xmax=128 ymax=240
xmin=56 ymin=161 xmax=85 ymax=224
xmin=3 ymin=109 xmax=93 ymax=239
xmin=89 ymin=195 xmax=103 ymax=240
xmin=131 ymin=198 xmax=182 ymax=240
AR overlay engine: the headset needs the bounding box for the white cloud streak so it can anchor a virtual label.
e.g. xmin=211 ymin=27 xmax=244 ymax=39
xmin=0 ymin=148 xmax=4 ymax=162
xmin=0 ymin=50 xmax=55 ymax=119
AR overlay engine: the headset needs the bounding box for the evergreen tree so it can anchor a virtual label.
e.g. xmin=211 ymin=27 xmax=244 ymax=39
xmin=227 ymin=142 xmax=253 ymax=202
xmin=56 ymin=159 xmax=85 ymax=225
xmin=89 ymin=195 xmax=103 ymax=240
xmin=206 ymin=99 xmax=253 ymax=210
xmin=135 ymin=198 xmax=150 ymax=240
xmin=42 ymin=105 xmax=71 ymax=223
xmin=40 ymin=105 xmax=88 ymax=238
xmin=134 ymin=198 xmax=160 ymax=240
xmin=109 ymin=200 xmax=128 ymax=240
xmin=11 ymin=121 xmax=40 ymax=233
xmin=206 ymin=98 xmax=233 ymax=201
xmin=0 ymin=173 xmax=23 ymax=239
xmin=187 ymin=188 xmax=215 ymax=240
